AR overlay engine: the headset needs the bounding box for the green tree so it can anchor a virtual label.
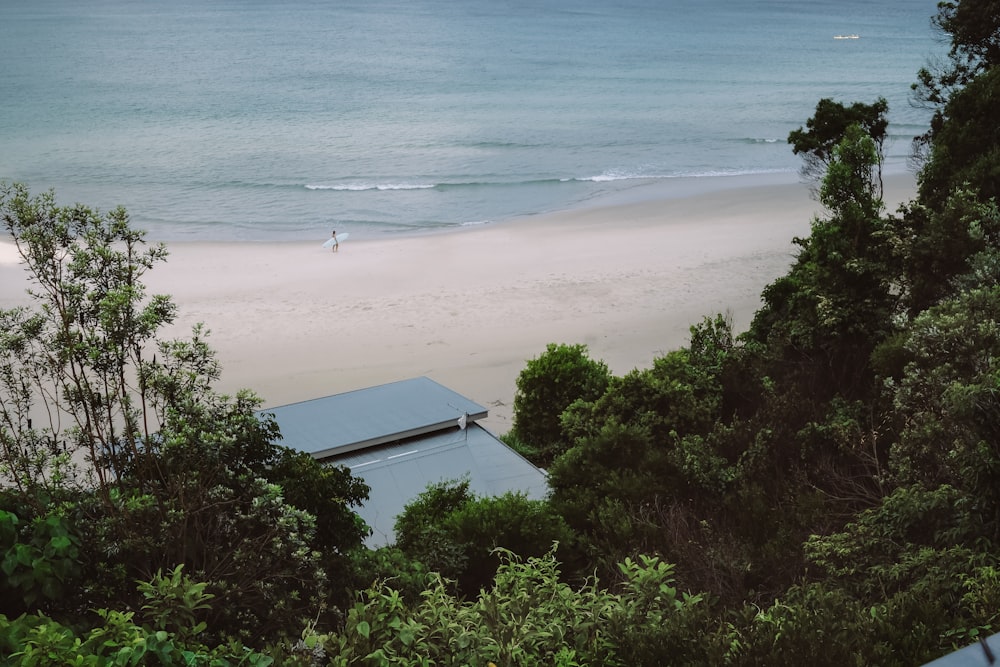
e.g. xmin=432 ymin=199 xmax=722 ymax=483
xmin=0 ymin=182 xmax=174 ymax=504
xmin=560 ymin=322 xmax=731 ymax=447
xmin=393 ymin=479 xmax=475 ymax=584
xmin=911 ymin=0 xmax=1000 ymax=208
xmin=266 ymin=447 xmax=371 ymax=610
xmin=392 ymin=480 xmax=575 ymax=596
xmin=912 ymin=0 xmax=1000 ymax=112
xmin=751 ymin=123 xmax=896 ymax=401
xmin=791 ymin=485 xmax=1000 ymax=665
xmin=788 ymin=97 xmax=889 ymax=197
xmin=899 ymin=189 xmax=1000 ymax=312
xmin=540 ymin=318 xmax=759 ymax=598
xmin=915 ymin=67 xmax=1000 ymax=211
xmin=888 ymin=285 xmax=1000 ymax=535
xmin=510 ymin=343 xmax=611 ymax=466
xmin=901 ymin=0 xmax=1000 ymax=312
xmin=0 ymin=183 xmax=369 ymax=644
xmin=443 ymin=491 xmax=576 ymax=595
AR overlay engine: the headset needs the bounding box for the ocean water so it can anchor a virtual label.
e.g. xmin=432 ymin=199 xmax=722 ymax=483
xmin=0 ymin=0 xmax=942 ymax=241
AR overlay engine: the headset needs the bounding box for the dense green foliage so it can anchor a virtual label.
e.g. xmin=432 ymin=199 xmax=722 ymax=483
xmin=320 ymin=548 xmax=710 ymax=667
xmin=3 ymin=0 xmax=1000 ymax=662
xmin=510 ymin=343 xmax=611 ymax=466
xmin=390 ymin=479 xmax=576 ymax=597
xmin=0 ymin=566 xmax=288 ymax=665
xmin=0 ymin=183 xmax=369 ymax=652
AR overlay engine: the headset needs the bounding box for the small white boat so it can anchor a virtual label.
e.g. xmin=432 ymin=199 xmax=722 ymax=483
xmin=833 ymin=34 xmax=860 ymax=39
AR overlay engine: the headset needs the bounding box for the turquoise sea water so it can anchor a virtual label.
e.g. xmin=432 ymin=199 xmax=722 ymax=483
xmin=0 ymin=0 xmax=942 ymax=241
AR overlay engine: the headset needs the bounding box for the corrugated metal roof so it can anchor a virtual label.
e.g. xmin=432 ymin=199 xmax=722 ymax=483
xmin=264 ymin=376 xmax=488 ymax=459
xmin=339 ymin=423 xmax=549 ymax=545
xmin=264 ymin=376 xmax=549 ymax=546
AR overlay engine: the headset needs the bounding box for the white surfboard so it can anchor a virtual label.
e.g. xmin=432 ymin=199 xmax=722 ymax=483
xmin=322 ymin=232 xmax=349 ymax=248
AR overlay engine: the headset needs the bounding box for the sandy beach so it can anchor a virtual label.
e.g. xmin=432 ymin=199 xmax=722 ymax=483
xmin=1 ymin=173 xmax=916 ymax=434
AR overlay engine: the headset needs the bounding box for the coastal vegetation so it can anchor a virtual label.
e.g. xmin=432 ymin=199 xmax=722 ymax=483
xmin=2 ymin=0 xmax=999 ymax=663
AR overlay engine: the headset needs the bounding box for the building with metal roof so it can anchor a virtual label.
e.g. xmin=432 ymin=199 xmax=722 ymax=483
xmin=263 ymin=377 xmax=549 ymax=545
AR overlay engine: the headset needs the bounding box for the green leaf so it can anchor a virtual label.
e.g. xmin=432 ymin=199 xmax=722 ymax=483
xmin=47 ymin=535 xmax=72 ymax=552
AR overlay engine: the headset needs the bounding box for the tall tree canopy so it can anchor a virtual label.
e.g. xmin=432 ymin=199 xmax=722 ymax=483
xmin=788 ymin=97 xmax=889 ymax=197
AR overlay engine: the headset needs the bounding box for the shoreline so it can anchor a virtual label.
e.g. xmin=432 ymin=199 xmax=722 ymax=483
xmin=1 ymin=172 xmax=918 ymax=434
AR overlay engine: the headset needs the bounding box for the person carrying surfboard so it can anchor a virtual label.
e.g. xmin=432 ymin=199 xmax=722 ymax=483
xmin=322 ymin=231 xmax=349 ymax=252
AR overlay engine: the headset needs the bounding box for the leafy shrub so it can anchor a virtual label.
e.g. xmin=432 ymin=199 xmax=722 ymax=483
xmin=511 ymin=343 xmax=611 ymax=466
xmin=0 ymin=506 xmax=81 ymax=616
xmin=325 ymin=548 xmax=706 ymax=666
xmin=0 ymin=569 xmax=284 ymax=666
xmin=0 ymin=184 xmax=370 ymax=646
xmin=393 ymin=480 xmax=577 ymax=596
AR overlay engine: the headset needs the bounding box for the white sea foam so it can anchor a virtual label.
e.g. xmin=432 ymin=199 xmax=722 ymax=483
xmin=305 ymin=183 xmax=436 ymax=192
xmin=579 ymin=171 xmax=648 ymax=183
xmin=574 ymin=167 xmax=790 ymax=184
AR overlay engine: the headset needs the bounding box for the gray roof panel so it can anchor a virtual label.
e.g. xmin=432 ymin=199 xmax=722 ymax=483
xmin=265 ymin=376 xmax=487 ymax=459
